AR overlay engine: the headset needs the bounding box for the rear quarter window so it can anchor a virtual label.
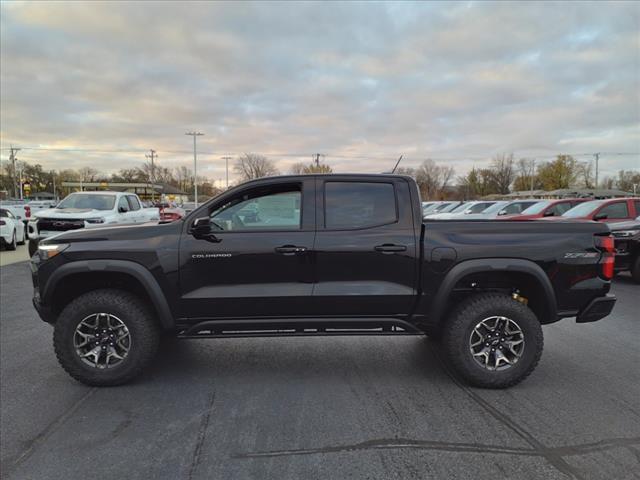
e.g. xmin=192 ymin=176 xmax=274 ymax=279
xmin=325 ymin=182 xmax=397 ymax=229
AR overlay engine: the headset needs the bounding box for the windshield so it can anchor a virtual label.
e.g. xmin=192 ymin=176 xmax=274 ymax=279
xmin=562 ymin=200 xmax=603 ymax=218
xmin=447 ymin=202 xmax=469 ymax=213
xmin=56 ymin=194 xmax=115 ymax=211
xmin=468 ymin=202 xmax=495 ymax=213
xmin=434 ymin=202 xmax=454 ymax=212
xmin=520 ymin=201 xmax=550 ymax=215
xmin=479 ymin=202 xmax=509 ymax=214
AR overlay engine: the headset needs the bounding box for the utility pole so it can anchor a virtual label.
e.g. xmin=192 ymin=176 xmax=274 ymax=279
xmin=221 ymin=156 xmax=232 ymax=188
xmin=9 ymin=145 xmax=20 ymax=199
xmin=145 ymin=149 xmax=157 ymax=202
xmin=51 ymin=170 xmax=56 ymax=200
xmin=530 ymin=159 xmax=536 ymax=193
xmin=185 ymin=132 xmax=204 ymax=207
xmin=594 ymin=153 xmax=600 ymax=188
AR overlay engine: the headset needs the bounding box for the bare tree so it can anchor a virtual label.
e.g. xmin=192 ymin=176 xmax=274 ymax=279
xmin=234 ymin=154 xmax=279 ymax=181
xmin=576 ymin=162 xmax=595 ymax=189
xmin=415 ymin=159 xmax=455 ymax=200
xmin=289 ymin=162 xmax=306 ymax=175
xmin=78 ymin=167 xmax=99 ymax=182
xmin=491 ymin=153 xmax=516 ymax=194
xmin=516 ymin=158 xmax=537 ymax=191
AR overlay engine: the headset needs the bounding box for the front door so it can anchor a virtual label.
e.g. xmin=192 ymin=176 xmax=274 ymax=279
xmin=179 ymin=178 xmax=316 ymax=320
xmin=312 ymin=177 xmax=418 ymax=317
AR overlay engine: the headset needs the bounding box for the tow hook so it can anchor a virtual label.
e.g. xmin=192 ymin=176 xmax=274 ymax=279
xmin=512 ymin=291 xmax=529 ymax=305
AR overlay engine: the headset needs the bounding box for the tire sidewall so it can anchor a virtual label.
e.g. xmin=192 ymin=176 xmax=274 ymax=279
xmin=444 ymin=295 xmax=543 ymax=388
xmin=55 ymin=292 xmax=156 ymax=384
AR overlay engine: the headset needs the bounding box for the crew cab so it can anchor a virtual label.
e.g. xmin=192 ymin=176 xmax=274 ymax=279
xmin=30 ymin=175 xmax=616 ymax=389
xmin=28 ymin=191 xmax=159 ymax=254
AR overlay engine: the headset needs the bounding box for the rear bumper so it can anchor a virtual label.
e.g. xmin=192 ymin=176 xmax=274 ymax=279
xmin=576 ymin=294 xmax=616 ymax=323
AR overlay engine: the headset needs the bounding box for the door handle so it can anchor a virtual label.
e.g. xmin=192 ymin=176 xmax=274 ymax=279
xmin=374 ymin=244 xmax=407 ymax=253
xmin=275 ymin=245 xmax=307 ymax=255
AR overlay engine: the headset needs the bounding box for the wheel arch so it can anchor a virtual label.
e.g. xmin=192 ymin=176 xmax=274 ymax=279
xmin=43 ymin=260 xmax=175 ymax=330
xmin=429 ymin=258 xmax=557 ymax=327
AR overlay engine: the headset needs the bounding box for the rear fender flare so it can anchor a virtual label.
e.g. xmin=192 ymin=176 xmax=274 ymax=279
xmin=430 ymin=258 xmax=557 ymax=324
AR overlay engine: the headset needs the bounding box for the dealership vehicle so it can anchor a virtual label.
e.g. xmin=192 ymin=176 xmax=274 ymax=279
xmin=610 ymin=216 xmax=640 ymax=283
xmin=556 ymin=198 xmax=639 ymax=223
xmin=498 ymin=198 xmax=587 ymax=220
xmin=457 ymin=200 xmax=540 ymax=220
xmin=28 ymin=200 xmax=58 ymax=214
xmin=28 ymin=191 xmax=160 ymax=255
xmin=31 ymin=174 xmax=616 ymax=388
xmin=0 ymin=208 xmax=27 ymax=250
xmin=0 ymin=200 xmax=31 ymax=225
xmin=422 ymin=201 xmax=463 ymax=217
xmin=154 ymin=202 xmax=186 ymax=223
xmin=427 ymin=200 xmax=496 ymax=219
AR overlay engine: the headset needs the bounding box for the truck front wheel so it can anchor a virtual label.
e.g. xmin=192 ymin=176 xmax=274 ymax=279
xmin=441 ymin=293 xmax=543 ymax=389
xmin=53 ymin=289 xmax=160 ymax=386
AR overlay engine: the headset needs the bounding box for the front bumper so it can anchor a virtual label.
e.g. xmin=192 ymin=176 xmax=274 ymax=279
xmin=576 ymin=294 xmax=617 ymax=323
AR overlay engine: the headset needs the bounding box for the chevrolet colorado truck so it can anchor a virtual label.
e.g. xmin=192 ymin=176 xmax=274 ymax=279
xmin=31 ymin=174 xmax=617 ymax=388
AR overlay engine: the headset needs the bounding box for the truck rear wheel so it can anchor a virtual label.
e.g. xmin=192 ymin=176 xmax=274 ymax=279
xmin=441 ymin=293 xmax=543 ymax=389
xmin=53 ymin=289 xmax=160 ymax=386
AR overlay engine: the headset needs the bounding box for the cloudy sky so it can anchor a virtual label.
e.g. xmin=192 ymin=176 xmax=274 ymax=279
xmin=1 ymin=1 xmax=638 ymax=184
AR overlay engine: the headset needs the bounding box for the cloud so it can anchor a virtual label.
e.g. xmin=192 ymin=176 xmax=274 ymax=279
xmin=1 ymin=0 xmax=638 ymax=182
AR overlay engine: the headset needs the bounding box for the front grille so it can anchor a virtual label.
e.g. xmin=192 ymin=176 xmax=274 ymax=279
xmin=38 ymin=218 xmax=85 ymax=231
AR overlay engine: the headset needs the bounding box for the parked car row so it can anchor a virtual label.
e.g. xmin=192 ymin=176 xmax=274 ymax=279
xmin=421 ymin=197 xmax=640 ymax=282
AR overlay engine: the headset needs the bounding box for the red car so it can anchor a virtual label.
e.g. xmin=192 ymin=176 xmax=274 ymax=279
xmin=499 ymin=198 xmax=588 ymax=220
xmin=557 ymin=198 xmax=640 ymax=223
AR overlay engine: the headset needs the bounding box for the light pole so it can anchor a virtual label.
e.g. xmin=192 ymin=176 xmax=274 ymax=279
xmin=222 ymin=156 xmax=232 ymax=188
xmin=185 ymin=131 xmax=204 ymax=206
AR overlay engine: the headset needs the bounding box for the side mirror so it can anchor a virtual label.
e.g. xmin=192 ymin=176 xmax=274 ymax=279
xmin=118 ymin=206 xmax=128 ymax=213
xmin=543 ymin=210 xmax=555 ymax=217
xmin=498 ymin=209 xmax=507 ymax=216
xmin=190 ymin=217 xmax=221 ymax=242
xmin=593 ymin=212 xmax=608 ymax=221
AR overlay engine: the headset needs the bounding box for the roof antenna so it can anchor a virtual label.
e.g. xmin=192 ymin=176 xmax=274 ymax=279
xmin=391 ymin=155 xmax=403 ymax=174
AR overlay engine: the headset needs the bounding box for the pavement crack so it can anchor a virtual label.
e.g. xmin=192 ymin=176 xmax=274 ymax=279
xmin=187 ymin=390 xmax=216 ymax=480
xmin=232 ymin=436 xmax=640 ymax=462
xmin=10 ymin=387 xmax=98 ymax=473
xmin=232 ymin=438 xmax=540 ymax=459
xmin=432 ymin=348 xmax=586 ymax=480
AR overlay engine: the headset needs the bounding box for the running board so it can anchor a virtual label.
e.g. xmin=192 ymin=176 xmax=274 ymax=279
xmin=177 ymin=318 xmax=423 ymax=339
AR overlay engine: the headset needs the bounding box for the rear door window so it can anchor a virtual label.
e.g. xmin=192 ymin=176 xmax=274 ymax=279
xmin=325 ymin=182 xmax=397 ymax=229
xmin=127 ymin=196 xmax=141 ymax=211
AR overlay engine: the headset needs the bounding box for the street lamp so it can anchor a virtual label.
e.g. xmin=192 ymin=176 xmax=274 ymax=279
xmin=185 ymin=131 xmax=204 ymax=206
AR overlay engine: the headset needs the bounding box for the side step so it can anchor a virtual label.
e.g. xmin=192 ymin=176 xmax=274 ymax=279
xmin=176 ymin=318 xmax=424 ymax=339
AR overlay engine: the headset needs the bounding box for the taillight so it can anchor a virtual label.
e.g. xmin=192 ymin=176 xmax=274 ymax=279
xmin=595 ymin=235 xmax=615 ymax=280
xmin=25 ymin=206 xmax=31 ymax=218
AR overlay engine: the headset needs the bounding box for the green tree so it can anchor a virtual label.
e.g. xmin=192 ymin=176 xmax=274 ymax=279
xmin=537 ymin=155 xmax=578 ymax=190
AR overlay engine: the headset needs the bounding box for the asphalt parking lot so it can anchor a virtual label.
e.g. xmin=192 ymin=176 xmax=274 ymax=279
xmin=1 ymin=261 xmax=638 ymax=480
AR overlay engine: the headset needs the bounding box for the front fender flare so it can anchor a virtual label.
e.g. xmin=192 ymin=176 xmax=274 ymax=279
xmin=42 ymin=259 xmax=175 ymax=329
xmin=429 ymin=258 xmax=557 ymax=324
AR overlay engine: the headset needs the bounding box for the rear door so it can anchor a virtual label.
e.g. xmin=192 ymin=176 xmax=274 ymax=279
xmin=312 ymin=177 xmax=418 ymax=317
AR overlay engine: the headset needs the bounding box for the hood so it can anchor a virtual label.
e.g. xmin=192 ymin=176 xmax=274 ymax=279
xmin=40 ymin=220 xmax=182 ymax=245
xmin=34 ymin=208 xmax=111 ymax=219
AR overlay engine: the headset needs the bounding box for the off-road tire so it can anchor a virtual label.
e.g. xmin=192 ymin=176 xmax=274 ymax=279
xmin=631 ymin=255 xmax=640 ymax=284
xmin=7 ymin=231 xmax=17 ymax=250
xmin=54 ymin=289 xmax=160 ymax=386
xmin=441 ymin=293 xmax=543 ymax=389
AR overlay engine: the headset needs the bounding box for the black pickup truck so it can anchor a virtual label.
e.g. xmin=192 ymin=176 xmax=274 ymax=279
xmin=31 ymin=174 xmax=616 ymax=388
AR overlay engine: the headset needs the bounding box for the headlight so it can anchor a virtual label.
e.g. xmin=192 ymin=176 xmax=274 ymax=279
xmin=85 ymin=218 xmax=105 ymax=224
xmin=38 ymin=243 xmax=69 ymax=261
xmin=613 ymin=230 xmax=640 ymax=238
